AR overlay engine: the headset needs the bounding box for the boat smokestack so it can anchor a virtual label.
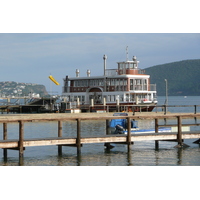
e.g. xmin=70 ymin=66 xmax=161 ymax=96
xmin=87 ymin=69 xmax=91 ymax=77
xmin=103 ymin=54 xmax=107 ymax=76
xmin=76 ymin=69 xmax=80 ymax=77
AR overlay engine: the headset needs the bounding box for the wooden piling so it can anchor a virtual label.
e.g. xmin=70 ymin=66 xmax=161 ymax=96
xmin=3 ymin=123 xmax=8 ymax=158
xmin=127 ymin=117 xmax=131 ymax=151
xmin=19 ymin=121 xmax=24 ymax=157
xmin=155 ymin=118 xmax=159 ymax=149
xmin=76 ymin=119 xmax=81 ymax=154
xmin=164 ymin=105 xmax=167 ymax=115
xmin=194 ymin=105 xmax=197 ymax=114
xmin=58 ymin=121 xmax=63 ymax=155
xmin=177 ymin=116 xmax=183 ymax=147
xmin=104 ymin=119 xmax=112 ymax=149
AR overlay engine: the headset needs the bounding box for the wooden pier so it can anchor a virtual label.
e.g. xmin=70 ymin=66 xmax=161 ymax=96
xmin=1 ymin=112 xmax=200 ymax=163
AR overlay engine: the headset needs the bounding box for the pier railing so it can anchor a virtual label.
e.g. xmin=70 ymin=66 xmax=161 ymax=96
xmin=1 ymin=113 xmax=200 ymax=165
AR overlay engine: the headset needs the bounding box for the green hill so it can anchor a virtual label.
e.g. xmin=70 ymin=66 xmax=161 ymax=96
xmin=0 ymin=81 xmax=48 ymax=97
xmin=145 ymin=59 xmax=200 ymax=96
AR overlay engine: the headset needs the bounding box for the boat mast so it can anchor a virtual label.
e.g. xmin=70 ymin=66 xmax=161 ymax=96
xmin=126 ymin=46 xmax=129 ymax=61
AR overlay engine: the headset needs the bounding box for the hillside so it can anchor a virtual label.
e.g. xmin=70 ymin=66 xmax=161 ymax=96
xmin=0 ymin=81 xmax=48 ymax=97
xmin=145 ymin=59 xmax=200 ymax=96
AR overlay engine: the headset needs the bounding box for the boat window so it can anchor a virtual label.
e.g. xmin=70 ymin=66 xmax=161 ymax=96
xmin=90 ymin=80 xmax=93 ymax=86
xmin=124 ymin=79 xmax=128 ymax=85
xmin=95 ymin=80 xmax=99 ymax=86
xmin=106 ymin=79 xmax=110 ymax=86
xmin=82 ymin=96 xmax=85 ymax=102
xmin=111 ymin=79 xmax=115 ymax=86
xmin=129 ymin=63 xmax=134 ymax=69
xmin=125 ymin=94 xmax=129 ymax=102
xmin=136 ymin=79 xmax=141 ymax=85
xmin=120 ymin=79 xmax=123 ymax=86
xmin=119 ymin=63 xmax=123 ymax=69
xmin=73 ymin=81 xmax=76 ymax=87
xmin=111 ymin=95 xmax=115 ymax=102
xmin=116 ymin=79 xmax=119 ymax=85
xmin=130 ymin=94 xmax=134 ymax=101
xmin=78 ymin=96 xmax=81 ymax=101
xmin=130 ymin=79 xmax=133 ymax=90
xmin=99 ymin=80 xmax=101 ymax=86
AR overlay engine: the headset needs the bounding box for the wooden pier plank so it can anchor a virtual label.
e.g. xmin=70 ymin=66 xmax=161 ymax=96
xmin=0 ymin=112 xmax=200 ymax=123
xmin=0 ymin=139 xmax=19 ymax=148
xmin=1 ymin=131 xmax=200 ymax=149
xmin=182 ymin=131 xmax=200 ymax=139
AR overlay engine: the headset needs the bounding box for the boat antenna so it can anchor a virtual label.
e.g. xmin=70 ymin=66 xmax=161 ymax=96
xmin=126 ymin=46 xmax=129 ymax=61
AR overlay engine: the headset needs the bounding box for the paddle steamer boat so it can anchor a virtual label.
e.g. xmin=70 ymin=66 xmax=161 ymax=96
xmin=62 ymin=53 xmax=157 ymax=112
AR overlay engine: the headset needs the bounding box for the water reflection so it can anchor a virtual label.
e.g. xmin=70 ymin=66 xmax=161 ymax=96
xmin=177 ymin=148 xmax=183 ymax=165
xmin=1 ymin=142 xmax=200 ymax=166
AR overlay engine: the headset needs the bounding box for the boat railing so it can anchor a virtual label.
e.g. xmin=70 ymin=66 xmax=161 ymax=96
xmin=105 ymin=69 xmax=118 ymax=76
xmin=105 ymin=68 xmax=146 ymax=76
xmin=150 ymin=84 xmax=156 ymax=91
xmin=77 ymin=104 xmax=200 ymax=114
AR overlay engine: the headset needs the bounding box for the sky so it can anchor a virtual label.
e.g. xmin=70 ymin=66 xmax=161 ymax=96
xmin=0 ymin=1 xmax=200 ymax=95
xmin=0 ymin=33 xmax=199 ymax=94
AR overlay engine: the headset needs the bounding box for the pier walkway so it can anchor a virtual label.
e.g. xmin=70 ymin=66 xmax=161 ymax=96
xmin=1 ymin=112 xmax=200 ymax=163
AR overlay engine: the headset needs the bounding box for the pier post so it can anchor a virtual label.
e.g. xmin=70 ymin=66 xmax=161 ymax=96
xmin=104 ymin=119 xmax=114 ymax=149
xmin=106 ymin=119 xmax=109 ymax=136
xmin=3 ymin=123 xmax=8 ymax=159
xmin=58 ymin=121 xmax=63 ymax=155
xmin=19 ymin=121 xmax=24 ymax=157
xmin=194 ymin=105 xmax=197 ymax=114
xmin=155 ymin=118 xmax=159 ymax=149
xmin=127 ymin=117 xmax=132 ymax=151
xmin=174 ymin=116 xmax=190 ymax=148
xmin=174 ymin=116 xmax=184 ymax=148
xmin=164 ymin=105 xmax=167 ymax=115
xmin=76 ymin=119 xmax=81 ymax=154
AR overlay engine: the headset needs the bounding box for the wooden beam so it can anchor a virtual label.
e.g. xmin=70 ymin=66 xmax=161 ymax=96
xmin=3 ymin=123 xmax=8 ymax=158
xmin=155 ymin=118 xmax=159 ymax=149
xmin=127 ymin=117 xmax=131 ymax=144
xmin=177 ymin=116 xmax=183 ymax=146
xmin=104 ymin=119 xmax=112 ymax=149
xmin=0 ymin=132 xmax=200 ymax=149
xmin=58 ymin=121 xmax=62 ymax=155
xmin=76 ymin=118 xmax=81 ymax=154
xmin=19 ymin=121 xmax=24 ymax=157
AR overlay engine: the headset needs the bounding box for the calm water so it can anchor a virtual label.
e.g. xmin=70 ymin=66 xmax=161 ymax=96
xmin=0 ymin=96 xmax=200 ymax=166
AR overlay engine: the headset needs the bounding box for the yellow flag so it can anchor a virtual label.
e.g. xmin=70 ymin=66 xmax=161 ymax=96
xmin=49 ymin=75 xmax=60 ymax=85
